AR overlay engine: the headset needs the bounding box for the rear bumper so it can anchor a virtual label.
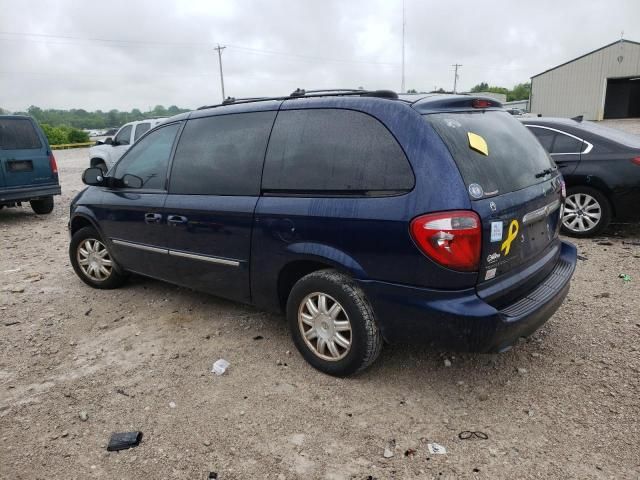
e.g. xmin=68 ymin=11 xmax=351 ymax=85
xmin=0 ymin=184 xmax=61 ymax=204
xmin=359 ymin=241 xmax=577 ymax=352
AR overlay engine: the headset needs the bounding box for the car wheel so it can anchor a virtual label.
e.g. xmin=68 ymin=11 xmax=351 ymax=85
xmin=286 ymin=269 xmax=382 ymax=376
xmin=30 ymin=196 xmax=54 ymax=214
xmin=69 ymin=226 xmax=128 ymax=289
xmin=561 ymin=187 xmax=611 ymax=237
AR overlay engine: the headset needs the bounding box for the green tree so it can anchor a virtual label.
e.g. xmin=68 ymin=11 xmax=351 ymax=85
xmin=470 ymin=82 xmax=489 ymax=92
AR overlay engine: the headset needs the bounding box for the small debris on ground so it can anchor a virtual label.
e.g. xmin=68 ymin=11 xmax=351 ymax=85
xmin=212 ymin=359 xmax=230 ymax=375
xmin=79 ymin=411 xmax=89 ymax=422
xmin=383 ymin=439 xmax=396 ymax=458
xmin=169 ymin=401 xmax=176 ymax=409
xmin=619 ymin=273 xmax=631 ymax=282
xmin=106 ymin=431 xmax=143 ymax=451
xmin=252 ymin=335 xmax=263 ymax=340
xmin=427 ymin=443 xmax=446 ymax=455
xmin=517 ymin=367 xmax=528 ymax=375
xmin=404 ymin=448 xmax=417 ymax=457
xmin=443 ymin=358 xmax=452 ymax=368
xmin=577 ymin=254 xmax=588 ymax=261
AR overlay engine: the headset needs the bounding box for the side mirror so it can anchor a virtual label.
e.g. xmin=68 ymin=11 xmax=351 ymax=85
xmin=121 ymin=174 xmax=143 ymax=189
xmin=82 ymin=167 xmax=105 ymax=186
xmin=104 ymin=137 xmax=113 ymax=145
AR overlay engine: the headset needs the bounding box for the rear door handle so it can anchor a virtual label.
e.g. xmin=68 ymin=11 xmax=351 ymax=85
xmin=144 ymin=213 xmax=162 ymax=224
xmin=167 ymin=215 xmax=188 ymax=225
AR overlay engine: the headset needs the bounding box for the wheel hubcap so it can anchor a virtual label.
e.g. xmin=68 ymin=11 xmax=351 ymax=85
xmin=77 ymin=238 xmax=113 ymax=281
xmin=298 ymin=292 xmax=352 ymax=361
xmin=563 ymin=193 xmax=602 ymax=233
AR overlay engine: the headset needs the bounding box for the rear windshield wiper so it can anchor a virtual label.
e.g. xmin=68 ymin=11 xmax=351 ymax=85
xmin=534 ymin=167 xmax=557 ymax=178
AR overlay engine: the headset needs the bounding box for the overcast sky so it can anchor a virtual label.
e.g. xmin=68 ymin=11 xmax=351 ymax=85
xmin=1 ymin=0 xmax=639 ymax=112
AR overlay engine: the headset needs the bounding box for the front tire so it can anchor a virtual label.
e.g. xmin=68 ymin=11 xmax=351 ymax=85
xmin=69 ymin=226 xmax=127 ymax=289
xmin=287 ymin=269 xmax=382 ymax=377
xmin=30 ymin=196 xmax=54 ymax=214
xmin=562 ymin=187 xmax=611 ymax=237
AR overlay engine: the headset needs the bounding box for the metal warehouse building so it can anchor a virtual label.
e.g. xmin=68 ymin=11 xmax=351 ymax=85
xmin=530 ymin=39 xmax=640 ymax=120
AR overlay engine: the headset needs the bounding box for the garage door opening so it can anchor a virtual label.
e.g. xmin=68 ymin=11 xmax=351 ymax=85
xmin=604 ymin=77 xmax=640 ymax=119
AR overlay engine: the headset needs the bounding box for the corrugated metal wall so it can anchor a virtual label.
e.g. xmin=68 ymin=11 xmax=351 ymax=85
xmin=530 ymin=41 xmax=640 ymax=120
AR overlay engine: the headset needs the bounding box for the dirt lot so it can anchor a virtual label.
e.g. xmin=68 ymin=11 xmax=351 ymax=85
xmin=1 ymin=148 xmax=639 ymax=480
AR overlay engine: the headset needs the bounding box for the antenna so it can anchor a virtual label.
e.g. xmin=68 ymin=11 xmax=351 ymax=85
xmin=401 ymin=0 xmax=406 ymax=93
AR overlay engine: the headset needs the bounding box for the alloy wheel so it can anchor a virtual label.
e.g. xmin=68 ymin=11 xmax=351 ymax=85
xmin=77 ymin=238 xmax=113 ymax=282
xmin=298 ymin=292 xmax=352 ymax=361
xmin=563 ymin=193 xmax=602 ymax=233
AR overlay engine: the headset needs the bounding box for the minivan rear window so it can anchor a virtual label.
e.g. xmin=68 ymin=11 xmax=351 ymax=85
xmin=0 ymin=118 xmax=42 ymax=150
xmin=424 ymin=111 xmax=555 ymax=197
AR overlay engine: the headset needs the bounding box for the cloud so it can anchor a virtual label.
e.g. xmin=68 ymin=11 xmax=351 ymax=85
xmin=0 ymin=0 xmax=638 ymax=111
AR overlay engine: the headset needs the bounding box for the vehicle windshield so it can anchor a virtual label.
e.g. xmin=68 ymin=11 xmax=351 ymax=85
xmin=576 ymin=121 xmax=640 ymax=149
xmin=424 ymin=111 xmax=555 ymax=198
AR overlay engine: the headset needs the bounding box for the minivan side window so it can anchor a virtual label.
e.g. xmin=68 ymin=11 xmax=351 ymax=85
xmin=262 ymin=109 xmax=414 ymax=193
xmin=169 ymin=111 xmax=276 ymax=196
xmin=113 ymin=123 xmax=180 ymax=190
xmin=134 ymin=122 xmax=151 ymax=142
xmin=114 ymin=125 xmax=132 ymax=146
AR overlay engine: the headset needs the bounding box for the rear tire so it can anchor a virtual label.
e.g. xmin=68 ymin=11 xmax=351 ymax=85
xmin=70 ymin=226 xmax=128 ymax=289
xmin=561 ymin=186 xmax=611 ymax=238
xmin=286 ymin=269 xmax=382 ymax=377
xmin=30 ymin=196 xmax=54 ymax=214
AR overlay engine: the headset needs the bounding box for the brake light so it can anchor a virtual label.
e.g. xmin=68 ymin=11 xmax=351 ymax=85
xmin=631 ymin=156 xmax=640 ymax=166
xmin=410 ymin=211 xmax=481 ymax=272
xmin=472 ymin=99 xmax=492 ymax=108
xmin=49 ymin=153 xmax=58 ymax=175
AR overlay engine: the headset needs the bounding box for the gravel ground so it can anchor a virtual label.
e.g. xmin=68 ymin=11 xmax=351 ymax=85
xmin=600 ymin=119 xmax=640 ymax=135
xmin=1 ymin=148 xmax=639 ymax=480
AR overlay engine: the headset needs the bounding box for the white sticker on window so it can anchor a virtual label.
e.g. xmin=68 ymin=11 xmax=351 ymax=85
xmin=485 ymin=268 xmax=497 ymax=280
xmin=490 ymin=221 xmax=503 ymax=242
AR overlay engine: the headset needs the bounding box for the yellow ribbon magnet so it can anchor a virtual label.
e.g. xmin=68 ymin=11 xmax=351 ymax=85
xmin=467 ymin=132 xmax=489 ymax=156
xmin=500 ymin=220 xmax=519 ymax=256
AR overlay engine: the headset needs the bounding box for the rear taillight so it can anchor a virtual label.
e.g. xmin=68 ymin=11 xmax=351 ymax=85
xmin=472 ymin=99 xmax=492 ymax=108
xmin=49 ymin=153 xmax=58 ymax=175
xmin=631 ymin=157 xmax=640 ymax=166
xmin=410 ymin=211 xmax=482 ymax=272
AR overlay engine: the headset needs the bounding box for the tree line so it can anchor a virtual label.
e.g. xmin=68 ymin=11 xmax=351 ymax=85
xmin=1 ymin=105 xmax=191 ymax=129
xmin=406 ymin=82 xmax=531 ymax=102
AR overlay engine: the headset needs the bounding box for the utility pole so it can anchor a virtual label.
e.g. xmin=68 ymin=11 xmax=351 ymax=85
xmin=452 ymin=63 xmax=462 ymax=93
xmin=401 ymin=0 xmax=406 ymax=93
xmin=214 ymin=44 xmax=226 ymax=101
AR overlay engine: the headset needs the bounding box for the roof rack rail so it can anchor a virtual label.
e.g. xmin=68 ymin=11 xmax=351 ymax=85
xmin=197 ymin=88 xmax=399 ymax=110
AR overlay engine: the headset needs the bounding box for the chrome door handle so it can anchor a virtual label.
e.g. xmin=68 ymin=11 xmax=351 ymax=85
xmin=144 ymin=213 xmax=162 ymax=224
xmin=167 ymin=215 xmax=188 ymax=225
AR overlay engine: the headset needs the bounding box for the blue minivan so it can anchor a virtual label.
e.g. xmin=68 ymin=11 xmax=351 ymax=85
xmin=0 ymin=115 xmax=60 ymax=214
xmin=69 ymin=90 xmax=577 ymax=376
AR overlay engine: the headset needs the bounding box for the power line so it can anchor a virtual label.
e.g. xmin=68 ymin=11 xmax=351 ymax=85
xmin=0 ymin=31 xmax=398 ymax=66
xmin=452 ymin=63 xmax=462 ymax=93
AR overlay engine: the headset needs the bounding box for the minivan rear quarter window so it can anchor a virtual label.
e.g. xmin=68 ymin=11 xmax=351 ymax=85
xmin=169 ymin=111 xmax=276 ymax=196
xmin=0 ymin=118 xmax=42 ymax=150
xmin=425 ymin=111 xmax=554 ymax=197
xmin=262 ymin=109 xmax=414 ymax=194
